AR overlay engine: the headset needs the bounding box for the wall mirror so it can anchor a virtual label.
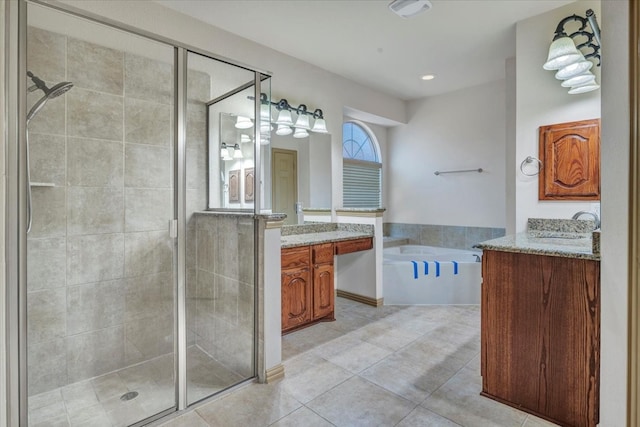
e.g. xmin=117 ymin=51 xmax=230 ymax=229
xmin=211 ymin=94 xmax=332 ymax=222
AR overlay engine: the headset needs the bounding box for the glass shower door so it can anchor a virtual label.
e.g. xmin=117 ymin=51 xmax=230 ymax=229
xmin=26 ymin=4 xmax=177 ymax=425
xmin=184 ymin=51 xmax=260 ymax=405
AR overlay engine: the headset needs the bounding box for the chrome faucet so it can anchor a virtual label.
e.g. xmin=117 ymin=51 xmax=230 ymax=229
xmin=571 ymin=211 xmax=600 ymax=229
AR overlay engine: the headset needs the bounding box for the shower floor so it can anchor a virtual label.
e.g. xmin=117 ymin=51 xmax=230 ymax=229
xmin=27 ymin=346 xmax=244 ymax=427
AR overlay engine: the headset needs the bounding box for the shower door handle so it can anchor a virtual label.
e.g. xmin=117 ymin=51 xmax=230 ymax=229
xmin=169 ymin=219 xmax=178 ymax=238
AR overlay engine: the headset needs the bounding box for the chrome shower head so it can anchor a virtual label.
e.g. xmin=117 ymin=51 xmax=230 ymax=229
xmin=26 ymin=71 xmax=73 ymax=123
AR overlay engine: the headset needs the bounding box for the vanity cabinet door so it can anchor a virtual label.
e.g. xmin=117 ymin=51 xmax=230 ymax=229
xmin=281 ymin=268 xmax=312 ymax=332
xmin=313 ymin=263 xmax=334 ymax=320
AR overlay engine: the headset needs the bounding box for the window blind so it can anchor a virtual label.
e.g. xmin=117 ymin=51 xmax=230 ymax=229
xmin=343 ymin=159 xmax=381 ymax=208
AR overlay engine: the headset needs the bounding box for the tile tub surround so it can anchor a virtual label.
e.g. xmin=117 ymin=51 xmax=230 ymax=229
xmin=281 ymin=223 xmax=374 ymax=248
xmin=25 ymin=26 xmax=210 ymax=395
xmin=383 ymin=223 xmax=506 ymax=250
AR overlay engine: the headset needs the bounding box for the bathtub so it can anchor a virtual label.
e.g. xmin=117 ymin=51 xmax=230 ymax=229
xmin=383 ymin=245 xmax=482 ymax=305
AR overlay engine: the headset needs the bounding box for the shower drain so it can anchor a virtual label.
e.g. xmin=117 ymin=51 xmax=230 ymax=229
xmin=120 ymin=391 xmax=139 ymax=401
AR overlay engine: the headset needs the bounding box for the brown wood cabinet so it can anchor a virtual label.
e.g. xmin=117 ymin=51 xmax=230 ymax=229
xmin=281 ymin=243 xmax=335 ymax=333
xmin=538 ymin=118 xmax=600 ymax=201
xmin=481 ymin=250 xmax=600 ymax=427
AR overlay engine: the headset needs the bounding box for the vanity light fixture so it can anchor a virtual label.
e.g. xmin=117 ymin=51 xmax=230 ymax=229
xmin=543 ymin=9 xmax=601 ymax=95
xmin=240 ymin=134 xmax=252 ymax=144
xmin=251 ymin=93 xmax=329 ymax=137
xmin=220 ymin=143 xmax=232 ymax=161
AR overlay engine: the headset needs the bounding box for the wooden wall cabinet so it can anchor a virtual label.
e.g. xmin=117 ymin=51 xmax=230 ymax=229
xmin=481 ymin=250 xmax=600 ymax=427
xmin=538 ymin=118 xmax=600 ymax=200
xmin=281 ymin=243 xmax=335 ymax=333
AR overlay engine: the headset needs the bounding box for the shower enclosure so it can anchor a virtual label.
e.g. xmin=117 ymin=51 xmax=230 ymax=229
xmin=5 ymin=1 xmax=271 ymax=425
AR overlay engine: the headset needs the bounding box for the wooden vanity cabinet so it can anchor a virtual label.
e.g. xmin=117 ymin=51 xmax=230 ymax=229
xmin=481 ymin=250 xmax=600 ymax=427
xmin=281 ymin=243 xmax=335 ymax=333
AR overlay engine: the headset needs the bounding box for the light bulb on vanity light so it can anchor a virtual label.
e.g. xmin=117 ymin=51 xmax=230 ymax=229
xmin=293 ymin=128 xmax=309 ymax=139
xmin=235 ymin=115 xmax=253 ymax=129
xmin=275 ymin=124 xmax=292 ymax=136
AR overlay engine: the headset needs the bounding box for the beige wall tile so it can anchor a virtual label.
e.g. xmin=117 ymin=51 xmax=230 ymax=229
xmin=124 ymin=231 xmax=173 ymax=278
xmin=27 ymin=237 xmax=66 ymax=291
xmin=124 ymin=98 xmax=172 ymax=146
xmin=68 ymin=37 xmax=123 ymax=95
xmin=28 ymin=133 xmax=65 ymax=186
xmin=125 ymin=53 xmax=173 ymax=104
xmin=67 ymin=88 xmax=123 ymax=141
xmin=124 ymin=272 xmax=173 ymax=322
xmin=66 ymin=326 xmax=125 ymax=383
xmin=67 ymin=137 xmax=123 ymax=187
xmin=28 ymin=338 xmax=68 ymax=396
xmin=29 ymin=186 xmax=66 ymax=238
xmin=67 ymin=234 xmax=124 ymax=285
xmin=27 ymin=27 xmax=66 ymax=83
xmin=67 ymin=280 xmax=126 ymax=335
xmin=27 ymin=288 xmax=66 ymax=343
xmin=124 ymin=188 xmax=172 ymax=232
xmin=124 ymin=144 xmax=171 ymax=188
xmin=67 ymin=187 xmax=124 ymax=235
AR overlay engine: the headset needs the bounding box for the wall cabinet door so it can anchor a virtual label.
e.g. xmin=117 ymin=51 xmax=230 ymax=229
xmin=313 ymin=263 xmax=334 ymax=320
xmin=538 ymin=118 xmax=600 ymax=200
xmin=281 ymin=268 xmax=312 ymax=332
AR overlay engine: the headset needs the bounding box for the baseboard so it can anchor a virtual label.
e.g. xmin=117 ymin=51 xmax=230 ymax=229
xmin=336 ymin=289 xmax=383 ymax=307
xmin=265 ymin=364 xmax=285 ymax=383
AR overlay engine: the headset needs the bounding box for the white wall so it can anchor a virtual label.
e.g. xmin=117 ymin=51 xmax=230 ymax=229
xmin=386 ymin=80 xmax=506 ymax=227
xmin=514 ymin=1 xmax=601 ymax=233
xmin=600 ymin=1 xmax=629 ymax=425
xmin=505 ymin=58 xmax=517 ymax=235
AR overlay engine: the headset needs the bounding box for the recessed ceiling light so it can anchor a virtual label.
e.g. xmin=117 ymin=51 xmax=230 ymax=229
xmin=421 ymin=74 xmax=435 ymax=81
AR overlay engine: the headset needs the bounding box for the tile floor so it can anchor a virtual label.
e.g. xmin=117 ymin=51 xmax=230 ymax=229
xmin=156 ymin=298 xmax=558 ymax=427
xmin=27 ymin=347 xmax=242 ymax=427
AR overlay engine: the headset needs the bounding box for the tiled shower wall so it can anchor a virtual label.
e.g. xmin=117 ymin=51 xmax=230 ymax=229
xmin=192 ymin=214 xmax=255 ymax=378
xmin=383 ymin=223 xmax=506 ymax=250
xmin=26 ymin=26 xmax=209 ymax=395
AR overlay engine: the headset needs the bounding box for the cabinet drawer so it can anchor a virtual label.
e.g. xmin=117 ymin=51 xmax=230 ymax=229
xmin=335 ymin=237 xmax=373 ymax=255
xmin=312 ymin=243 xmax=334 ymax=264
xmin=281 ymin=246 xmax=310 ymax=270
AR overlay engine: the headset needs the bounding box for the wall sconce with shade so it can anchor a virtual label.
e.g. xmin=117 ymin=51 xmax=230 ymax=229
xmin=543 ymin=9 xmax=601 ymax=94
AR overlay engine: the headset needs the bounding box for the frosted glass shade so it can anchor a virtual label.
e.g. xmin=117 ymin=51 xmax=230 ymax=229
xmin=275 ymin=110 xmax=294 ymax=126
xmin=555 ymin=57 xmax=593 ymax=80
xmin=293 ymin=128 xmax=309 ymax=139
xmin=543 ymin=37 xmax=582 ymax=70
xmin=260 ymin=104 xmax=271 ymax=121
xmin=294 ymin=114 xmax=310 ymax=130
xmin=260 ymin=136 xmax=270 ymax=145
xmin=311 ymin=118 xmax=328 ymax=133
xmin=260 ymin=123 xmax=273 ymax=134
xmin=235 ymin=116 xmax=253 ymax=129
xmin=233 ymin=144 xmax=243 ymax=158
xmin=561 ymin=71 xmax=596 ymax=88
xmin=240 ymin=134 xmax=251 ymax=143
xmin=275 ymin=124 xmax=292 ymax=136
xmin=568 ymin=82 xmax=600 ymax=94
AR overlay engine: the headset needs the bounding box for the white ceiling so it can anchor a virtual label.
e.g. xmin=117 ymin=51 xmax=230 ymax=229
xmin=157 ymin=0 xmax=575 ymax=101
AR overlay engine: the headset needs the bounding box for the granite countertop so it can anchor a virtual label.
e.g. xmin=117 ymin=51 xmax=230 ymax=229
xmin=474 ymin=218 xmax=600 ymax=260
xmin=475 ymin=232 xmax=599 ymax=260
xmin=281 ymin=223 xmax=374 ymax=248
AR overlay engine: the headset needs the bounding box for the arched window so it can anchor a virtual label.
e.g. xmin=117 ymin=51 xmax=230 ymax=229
xmin=342 ymin=121 xmax=382 ymax=208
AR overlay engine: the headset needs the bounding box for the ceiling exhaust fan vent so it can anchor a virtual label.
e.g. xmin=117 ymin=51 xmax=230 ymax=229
xmin=388 ymin=0 xmax=432 ymax=19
